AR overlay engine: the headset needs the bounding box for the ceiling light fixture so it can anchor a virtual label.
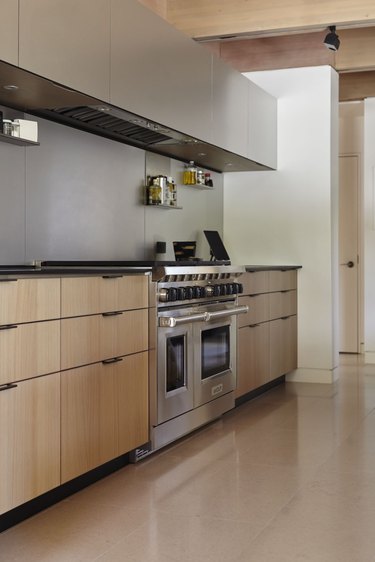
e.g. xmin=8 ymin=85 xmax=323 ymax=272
xmin=324 ymin=25 xmax=340 ymax=51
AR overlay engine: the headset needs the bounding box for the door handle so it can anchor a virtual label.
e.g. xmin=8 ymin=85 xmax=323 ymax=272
xmin=345 ymin=261 xmax=355 ymax=268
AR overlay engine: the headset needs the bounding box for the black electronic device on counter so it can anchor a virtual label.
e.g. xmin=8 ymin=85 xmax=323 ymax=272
xmin=173 ymin=241 xmax=197 ymax=261
xmin=203 ymin=230 xmax=231 ymax=263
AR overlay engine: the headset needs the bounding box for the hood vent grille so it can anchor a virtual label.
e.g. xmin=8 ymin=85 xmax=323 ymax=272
xmin=49 ymin=106 xmax=171 ymax=145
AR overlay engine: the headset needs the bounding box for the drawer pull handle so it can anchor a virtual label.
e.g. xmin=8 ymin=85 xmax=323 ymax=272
xmin=0 ymin=383 xmax=18 ymax=392
xmin=102 ymin=275 xmax=123 ymax=279
xmin=102 ymin=311 xmax=123 ymax=317
xmin=281 ymin=316 xmax=290 ymax=320
xmin=0 ymin=324 xmax=18 ymax=331
xmin=102 ymin=357 xmax=123 ymax=365
xmin=0 ymin=279 xmax=18 ymax=283
xmin=249 ymin=324 xmax=260 ymax=328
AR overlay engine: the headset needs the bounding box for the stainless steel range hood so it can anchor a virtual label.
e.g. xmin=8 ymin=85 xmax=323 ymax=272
xmin=0 ymin=60 xmax=271 ymax=173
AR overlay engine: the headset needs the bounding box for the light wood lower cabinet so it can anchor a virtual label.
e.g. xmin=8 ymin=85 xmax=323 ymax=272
xmin=236 ymin=269 xmax=298 ymax=399
xmin=236 ymin=323 xmax=269 ymax=397
xmin=0 ymin=278 xmax=60 ymax=325
xmin=0 ymin=373 xmax=60 ymax=515
xmin=61 ymin=351 xmax=148 ymax=483
xmin=269 ymin=316 xmax=297 ymax=379
xmin=61 ymin=309 xmax=148 ymax=370
xmin=0 ymin=320 xmax=60 ymax=385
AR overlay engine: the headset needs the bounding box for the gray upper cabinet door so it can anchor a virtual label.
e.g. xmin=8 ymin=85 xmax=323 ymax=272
xmin=110 ymin=0 xmax=212 ymax=143
xmin=248 ymin=81 xmax=277 ymax=169
xmin=18 ymin=0 xmax=110 ymax=102
xmin=212 ymin=58 xmax=249 ymax=158
xmin=0 ymin=0 xmax=18 ymax=65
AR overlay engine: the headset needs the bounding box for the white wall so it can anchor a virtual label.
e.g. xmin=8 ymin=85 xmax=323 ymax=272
xmin=224 ymin=66 xmax=339 ymax=382
xmin=364 ymin=99 xmax=375 ymax=360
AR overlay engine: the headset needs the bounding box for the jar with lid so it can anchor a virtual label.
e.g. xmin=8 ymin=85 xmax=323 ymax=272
xmin=196 ymin=169 xmax=205 ymax=185
xmin=3 ymin=119 xmax=12 ymax=135
xmin=166 ymin=176 xmax=177 ymax=206
xmin=183 ymin=161 xmax=197 ymax=185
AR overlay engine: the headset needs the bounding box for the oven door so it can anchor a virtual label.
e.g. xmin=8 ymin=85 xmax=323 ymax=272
xmin=193 ymin=314 xmax=236 ymax=408
xmin=157 ymin=320 xmax=194 ymax=424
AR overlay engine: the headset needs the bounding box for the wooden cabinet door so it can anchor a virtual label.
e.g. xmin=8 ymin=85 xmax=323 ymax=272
xmin=61 ymin=362 xmax=118 ymax=483
xmin=61 ymin=275 xmax=148 ymax=317
xmin=0 ymin=0 xmax=18 ymax=65
xmin=61 ymin=352 xmax=149 ymax=482
xmin=19 ymin=0 xmax=110 ymax=101
xmin=61 ymin=309 xmax=148 ymax=370
xmin=0 ymin=373 xmax=60 ymax=514
xmin=110 ymin=0 xmax=212 ymax=142
xmin=236 ymin=323 xmax=270 ymax=398
xmin=269 ymin=316 xmax=297 ymax=380
xmin=0 ymin=320 xmax=60 ymax=385
xmin=118 ymin=352 xmax=149 ymax=454
xmin=0 ymin=278 xmax=60 ymax=325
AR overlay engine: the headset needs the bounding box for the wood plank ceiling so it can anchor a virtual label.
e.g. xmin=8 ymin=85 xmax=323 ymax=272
xmin=138 ymin=0 xmax=375 ymax=101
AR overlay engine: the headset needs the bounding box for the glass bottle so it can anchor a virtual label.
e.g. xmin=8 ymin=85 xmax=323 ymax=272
xmin=183 ymin=161 xmax=197 ymax=185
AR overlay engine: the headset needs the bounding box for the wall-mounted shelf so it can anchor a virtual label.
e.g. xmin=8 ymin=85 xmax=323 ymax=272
xmin=145 ymin=204 xmax=182 ymax=210
xmin=182 ymin=184 xmax=214 ymax=190
xmin=0 ymin=133 xmax=39 ymax=147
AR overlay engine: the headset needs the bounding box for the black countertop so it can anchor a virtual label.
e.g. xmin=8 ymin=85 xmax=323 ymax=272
xmin=244 ymin=265 xmax=302 ymax=272
xmin=0 ymin=262 xmax=302 ymax=276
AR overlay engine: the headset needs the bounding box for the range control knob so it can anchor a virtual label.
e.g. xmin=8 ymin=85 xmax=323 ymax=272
xmin=220 ymin=284 xmax=227 ymax=296
xmin=193 ymin=286 xmax=204 ymax=299
xmin=185 ymin=286 xmax=194 ymax=300
xmin=226 ymin=283 xmax=234 ymax=295
xmin=177 ymin=287 xmax=186 ymax=301
xmin=213 ymin=284 xmax=221 ymax=297
xmin=167 ymin=287 xmax=177 ymax=302
xmin=234 ymin=282 xmax=243 ymax=294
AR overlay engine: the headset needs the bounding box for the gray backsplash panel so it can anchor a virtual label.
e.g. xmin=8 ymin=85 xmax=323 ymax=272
xmin=25 ymin=117 xmax=146 ymax=262
xmin=0 ymin=111 xmax=223 ymax=264
xmin=0 ymin=142 xmax=27 ymax=264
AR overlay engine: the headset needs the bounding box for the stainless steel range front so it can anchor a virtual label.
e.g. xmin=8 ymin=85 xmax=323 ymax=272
xmin=138 ymin=264 xmax=248 ymax=459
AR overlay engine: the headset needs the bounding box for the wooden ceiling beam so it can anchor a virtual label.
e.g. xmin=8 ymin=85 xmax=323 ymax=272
xmin=166 ymin=0 xmax=375 ymax=40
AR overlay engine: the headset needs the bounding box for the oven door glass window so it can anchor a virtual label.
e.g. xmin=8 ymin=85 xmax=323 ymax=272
xmin=201 ymin=325 xmax=230 ymax=380
xmin=166 ymin=335 xmax=186 ymax=392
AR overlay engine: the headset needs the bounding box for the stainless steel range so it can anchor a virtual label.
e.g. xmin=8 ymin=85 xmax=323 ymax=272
xmin=138 ymin=263 xmax=248 ymax=459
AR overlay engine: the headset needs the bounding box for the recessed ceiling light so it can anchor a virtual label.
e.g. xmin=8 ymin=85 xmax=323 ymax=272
xmin=3 ymin=84 xmax=19 ymax=91
xmin=198 ymin=152 xmax=207 ymax=157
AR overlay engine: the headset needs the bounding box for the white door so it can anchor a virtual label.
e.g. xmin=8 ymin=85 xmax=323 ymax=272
xmin=339 ymin=155 xmax=359 ymax=353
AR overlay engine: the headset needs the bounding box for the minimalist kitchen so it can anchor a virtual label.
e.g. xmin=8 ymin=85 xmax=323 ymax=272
xmin=1 ymin=1 xmax=374 ymax=560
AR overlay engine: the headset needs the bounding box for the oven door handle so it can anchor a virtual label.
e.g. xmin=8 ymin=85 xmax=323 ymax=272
xmin=205 ymin=305 xmax=249 ymax=321
xmin=159 ymin=305 xmax=249 ymax=328
xmin=159 ymin=313 xmax=207 ymax=327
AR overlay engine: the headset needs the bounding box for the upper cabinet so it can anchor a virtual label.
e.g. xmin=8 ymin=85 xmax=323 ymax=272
xmin=18 ymin=0 xmax=111 ymax=102
xmin=248 ymin=80 xmax=277 ymax=170
xmin=0 ymin=0 xmax=19 ymax=65
xmin=212 ymin=58 xmax=249 ymax=158
xmin=110 ymin=0 xmax=212 ymax=143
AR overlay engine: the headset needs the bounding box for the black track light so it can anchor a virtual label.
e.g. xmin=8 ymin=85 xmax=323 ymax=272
xmin=324 ymin=25 xmax=340 ymax=51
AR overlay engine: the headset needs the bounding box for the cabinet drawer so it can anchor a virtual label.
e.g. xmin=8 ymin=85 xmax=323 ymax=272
xmin=236 ymin=323 xmax=270 ymax=398
xmin=268 ymin=270 xmax=297 ymax=292
xmin=241 ymin=271 xmax=268 ymax=296
xmin=238 ymin=294 xmax=270 ymax=327
xmin=61 ymin=309 xmax=148 ymax=370
xmin=0 ymin=320 xmax=60 ymax=385
xmin=0 ymin=278 xmax=60 ymax=325
xmin=61 ymin=275 xmax=148 ymax=317
xmin=269 ymin=290 xmax=297 ymax=320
